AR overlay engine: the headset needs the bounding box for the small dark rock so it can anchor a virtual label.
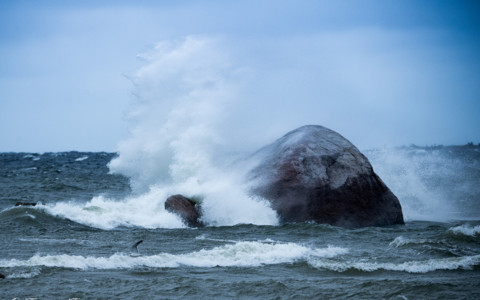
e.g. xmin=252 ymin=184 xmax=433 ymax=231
xmin=165 ymin=194 xmax=203 ymax=227
xmin=15 ymin=202 xmax=37 ymax=207
xmin=0 ymin=273 xmax=5 ymax=279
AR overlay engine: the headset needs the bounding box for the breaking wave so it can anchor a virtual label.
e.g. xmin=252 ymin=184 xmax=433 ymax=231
xmin=448 ymin=225 xmax=480 ymax=237
xmin=3 ymin=238 xmax=478 ymax=274
xmin=0 ymin=241 xmax=347 ymax=270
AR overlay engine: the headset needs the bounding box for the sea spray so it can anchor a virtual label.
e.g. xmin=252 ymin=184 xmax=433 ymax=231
xmin=365 ymin=145 xmax=480 ymax=221
xmin=102 ymin=36 xmax=278 ymax=227
xmin=108 ymin=36 xmax=235 ymax=191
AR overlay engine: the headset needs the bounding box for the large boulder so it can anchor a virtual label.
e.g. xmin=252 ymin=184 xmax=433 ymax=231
xmin=165 ymin=194 xmax=204 ymax=227
xmin=248 ymin=125 xmax=404 ymax=227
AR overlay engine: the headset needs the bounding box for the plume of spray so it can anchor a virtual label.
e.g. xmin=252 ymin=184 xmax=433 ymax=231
xmin=103 ymin=36 xmax=278 ymax=227
xmin=109 ymin=36 xmax=232 ymax=190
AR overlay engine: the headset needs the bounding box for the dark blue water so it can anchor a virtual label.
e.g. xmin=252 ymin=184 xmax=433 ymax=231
xmin=1 ymin=150 xmax=479 ymax=299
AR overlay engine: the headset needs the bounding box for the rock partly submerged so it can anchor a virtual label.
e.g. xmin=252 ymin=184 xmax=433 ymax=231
xmin=248 ymin=125 xmax=404 ymax=227
xmin=164 ymin=194 xmax=204 ymax=227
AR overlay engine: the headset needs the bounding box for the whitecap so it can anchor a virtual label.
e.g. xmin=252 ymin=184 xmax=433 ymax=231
xmin=389 ymin=236 xmax=434 ymax=248
xmin=448 ymin=225 xmax=480 ymax=237
xmin=25 ymin=212 xmax=36 ymax=219
xmin=309 ymin=254 xmax=480 ymax=273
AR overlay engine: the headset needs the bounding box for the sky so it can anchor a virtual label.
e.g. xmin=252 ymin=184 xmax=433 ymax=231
xmin=0 ymin=0 xmax=479 ymax=152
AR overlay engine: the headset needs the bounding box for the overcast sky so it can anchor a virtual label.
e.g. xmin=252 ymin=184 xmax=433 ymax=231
xmin=1 ymin=0 xmax=479 ymax=152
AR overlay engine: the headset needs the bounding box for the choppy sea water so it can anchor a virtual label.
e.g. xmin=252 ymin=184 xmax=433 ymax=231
xmin=1 ymin=150 xmax=479 ymax=299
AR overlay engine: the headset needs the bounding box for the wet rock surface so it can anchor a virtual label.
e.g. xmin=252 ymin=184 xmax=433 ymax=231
xmin=165 ymin=194 xmax=204 ymax=227
xmin=248 ymin=125 xmax=404 ymax=227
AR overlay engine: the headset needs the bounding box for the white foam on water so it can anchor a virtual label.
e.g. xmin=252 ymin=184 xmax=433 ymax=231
xmin=75 ymin=156 xmax=89 ymax=161
xmin=310 ymin=254 xmax=480 ymax=273
xmin=42 ymin=190 xmax=186 ymax=230
xmin=0 ymin=241 xmax=347 ymax=270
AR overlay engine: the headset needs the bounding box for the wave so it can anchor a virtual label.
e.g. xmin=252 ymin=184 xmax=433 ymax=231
xmin=309 ymin=254 xmax=480 ymax=273
xmin=448 ymin=225 xmax=480 ymax=237
xmin=41 ymin=194 xmax=186 ymax=230
xmin=2 ymin=238 xmax=477 ymax=275
xmin=2 ymin=191 xmax=277 ymax=230
xmin=0 ymin=241 xmax=347 ymax=270
xmin=0 ymin=205 xmax=69 ymax=225
xmin=18 ymin=238 xmax=94 ymax=246
xmin=4 ymin=268 xmax=41 ymax=279
xmin=75 ymin=155 xmax=89 ymax=162
xmin=389 ymin=236 xmax=436 ymax=248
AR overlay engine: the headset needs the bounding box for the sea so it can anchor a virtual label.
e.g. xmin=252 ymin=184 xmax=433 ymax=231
xmin=0 ymin=145 xmax=479 ymax=299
